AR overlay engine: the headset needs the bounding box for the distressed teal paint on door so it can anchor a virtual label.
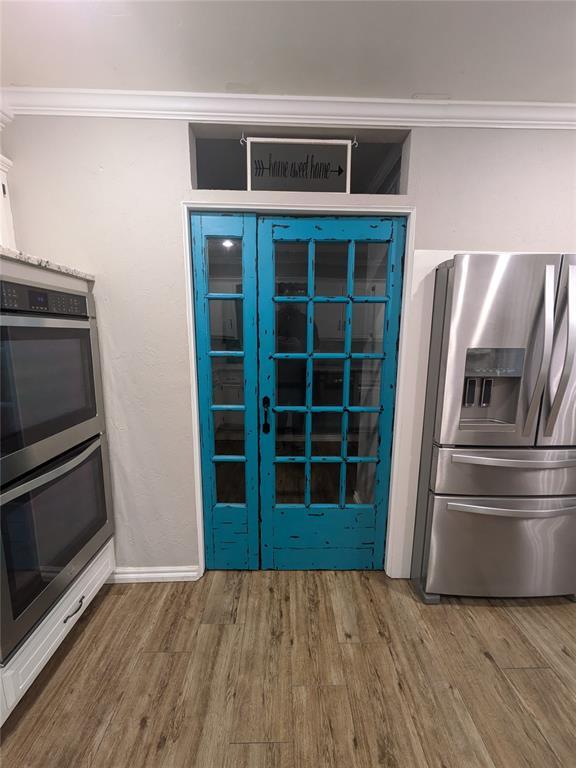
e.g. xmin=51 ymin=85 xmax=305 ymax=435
xmin=190 ymin=214 xmax=406 ymax=569
xmin=258 ymin=217 xmax=405 ymax=569
xmin=190 ymin=214 xmax=259 ymax=569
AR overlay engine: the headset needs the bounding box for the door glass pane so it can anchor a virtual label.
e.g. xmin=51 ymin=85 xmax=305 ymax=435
xmin=276 ymin=412 xmax=306 ymax=456
xmin=276 ymin=463 xmax=305 ymax=503
xmin=277 ymin=360 xmax=307 ymax=406
xmin=212 ymin=358 xmax=244 ymax=405
xmin=347 ymin=412 xmax=379 ymax=456
xmin=313 ymin=359 xmax=344 ymax=406
xmin=349 ymin=359 xmax=381 ymax=407
xmin=314 ymin=242 xmax=348 ymax=296
xmin=209 ymin=299 xmax=243 ymax=351
xmin=314 ymin=303 xmax=345 ymax=352
xmin=346 ymin=463 xmax=376 ymax=504
xmin=216 ymin=462 xmax=245 ymax=503
xmin=207 ymin=238 xmax=242 ymax=293
xmin=351 ymin=303 xmax=385 ymax=353
xmin=311 ymin=412 xmax=342 ymax=456
xmin=276 ymin=302 xmax=307 ymax=352
xmin=214 ymin=411 xmax=244 ymax=455
xmin=275 ymin=242 xmax=308 ymax=296
xmin=311 ymin=463 xmax=340 ymax=505
xmin=354 ymin=242 xmax=388 ymax=296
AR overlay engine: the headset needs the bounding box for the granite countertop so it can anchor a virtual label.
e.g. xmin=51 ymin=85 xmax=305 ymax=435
xmin=1 ymin=246 xmax=95 ymax=282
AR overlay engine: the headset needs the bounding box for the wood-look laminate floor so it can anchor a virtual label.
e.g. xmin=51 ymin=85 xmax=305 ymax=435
xmin=1 ymin=572 xmax=575 ymax=768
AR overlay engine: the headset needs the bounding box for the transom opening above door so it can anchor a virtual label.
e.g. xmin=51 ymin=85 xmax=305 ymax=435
xmin=190 ymin=124 xmax=410 ymax=194
xmin=191 ymin=214 xmax=406 ymax=570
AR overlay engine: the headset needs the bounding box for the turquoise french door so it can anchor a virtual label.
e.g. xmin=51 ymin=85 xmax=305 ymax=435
xmin=190 ymin=214 xmax=406 ymax=569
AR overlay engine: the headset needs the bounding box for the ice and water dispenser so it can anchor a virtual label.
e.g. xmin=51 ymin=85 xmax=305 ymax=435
xmin=460 ymin=348 xmax=525 ymax=429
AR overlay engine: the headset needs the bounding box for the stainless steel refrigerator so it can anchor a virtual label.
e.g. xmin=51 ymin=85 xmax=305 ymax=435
xmin=411 ymin=253 xmax=576 ymax=602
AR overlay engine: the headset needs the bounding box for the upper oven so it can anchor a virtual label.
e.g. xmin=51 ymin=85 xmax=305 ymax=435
xmin=1 ymin=280 xmax=105 ymax=485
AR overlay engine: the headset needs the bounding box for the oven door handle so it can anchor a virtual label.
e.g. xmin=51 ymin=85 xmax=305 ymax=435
xmin=0 ymin=438 xmax=101 ymax=505
xmin=0 ymin=316 xmax=90 ymax=329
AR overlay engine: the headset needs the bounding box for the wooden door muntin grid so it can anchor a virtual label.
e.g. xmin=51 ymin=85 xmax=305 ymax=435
xmin=191 ymin=213 xmax=406 ymax=569
xmin=191 ymin=214 xmax=259 ymax=568
xmin=258 ymin=217 xmax=404 ymax=569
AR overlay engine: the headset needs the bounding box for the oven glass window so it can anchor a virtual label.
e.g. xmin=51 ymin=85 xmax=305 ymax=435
xmin=1 ymin=444 xmax=107 ymax=619
xmin=0 ymin=326 xmax=97 ymax=455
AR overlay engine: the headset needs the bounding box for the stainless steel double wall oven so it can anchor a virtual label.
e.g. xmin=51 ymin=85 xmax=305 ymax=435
xmin=412 ymin=253 xmax=576 ymax=601
xmin=1 ymin=275 xmax=113 ymax=661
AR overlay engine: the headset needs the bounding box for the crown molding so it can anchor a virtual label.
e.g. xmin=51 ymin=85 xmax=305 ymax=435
xmin=0 ymin=107 xmax=13 ymax=130
xmin=0 ymin=154 xmax=13 ymax=173
xmin=2 ymin=88 xmax=575 ymax=130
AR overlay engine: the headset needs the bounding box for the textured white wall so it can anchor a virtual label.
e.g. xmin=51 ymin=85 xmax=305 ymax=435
xmin=3 ymin=116 xmax=576 ymax=571
xmin=3 ymin=116 xmax=197 ymax=568
xmin=409 ymin=128 xmax=576 ymax=251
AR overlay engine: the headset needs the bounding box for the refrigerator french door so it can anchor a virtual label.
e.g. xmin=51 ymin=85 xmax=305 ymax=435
xmin=412 ymin=253 xmax=576 ymax=601
xmin=538 ymin=256 xmax=576 ymax=446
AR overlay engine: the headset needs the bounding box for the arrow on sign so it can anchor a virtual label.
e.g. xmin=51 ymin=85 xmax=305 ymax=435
xmin=254 ymin=159 xmax=269 ymax=177
xmin=329 ymin=165 xmax=344 ymax=176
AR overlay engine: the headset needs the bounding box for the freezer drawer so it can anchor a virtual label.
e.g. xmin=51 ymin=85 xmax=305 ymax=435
xmin=426 ymin=494 xmax=576 ymax=598
xmin=432 ymin=447 xmax=576 ymax=496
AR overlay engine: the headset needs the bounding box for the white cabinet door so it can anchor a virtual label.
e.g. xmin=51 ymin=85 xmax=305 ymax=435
xmin=0 ymin=162 xmax=16 ymax=250
xmin=0 ymin=539 xmax=114 ymax=725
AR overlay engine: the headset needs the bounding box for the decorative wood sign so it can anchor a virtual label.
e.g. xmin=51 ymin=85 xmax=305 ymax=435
xmin=247 ymin=138 xmax=351 ymax=193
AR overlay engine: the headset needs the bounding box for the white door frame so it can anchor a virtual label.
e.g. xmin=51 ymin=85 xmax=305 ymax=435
xmin=182 ymin=190 xmax=418 ymax=577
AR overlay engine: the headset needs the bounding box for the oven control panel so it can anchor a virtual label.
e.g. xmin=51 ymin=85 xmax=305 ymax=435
xmin=0 ymin=281 xmax=88 ymax=317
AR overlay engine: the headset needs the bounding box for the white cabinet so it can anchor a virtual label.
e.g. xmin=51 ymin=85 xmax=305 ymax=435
xmin=0 ymin=539 xmax=115 ymax=726
xmin=0 ymin=155 xmax=16 ymax=250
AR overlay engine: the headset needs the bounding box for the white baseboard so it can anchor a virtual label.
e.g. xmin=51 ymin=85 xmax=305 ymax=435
xmin=108 ymin=565 xmax=203 ymax=583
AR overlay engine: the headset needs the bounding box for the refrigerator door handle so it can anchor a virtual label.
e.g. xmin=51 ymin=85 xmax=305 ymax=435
xmin=544 ymin=263 xmax=576 ymax=437
xmin=446 ymin=502 xmax=576 ymax=519
xmin=523 ymin=263 xmax=556 ymax=436
xmin=451 ymin=454 xmax=576 ymax=470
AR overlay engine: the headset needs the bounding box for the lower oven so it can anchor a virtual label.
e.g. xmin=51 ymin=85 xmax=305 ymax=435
xmin=1 ymin=436 xmax=114 ymax=662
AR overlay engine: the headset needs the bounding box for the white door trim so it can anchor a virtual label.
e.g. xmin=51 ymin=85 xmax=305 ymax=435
xmin=3 ymin=88 xmax=575 ymax=130
xmin=182 ymin=190 xmax=417 ymax=578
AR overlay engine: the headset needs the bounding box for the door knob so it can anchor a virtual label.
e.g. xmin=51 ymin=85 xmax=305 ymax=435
xmin=262 ymin=396 xmax=271 ymax=434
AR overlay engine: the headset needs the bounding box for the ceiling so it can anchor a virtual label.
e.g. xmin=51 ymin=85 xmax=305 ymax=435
xmin=2 ymin=1 xmax=575 ymax=103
